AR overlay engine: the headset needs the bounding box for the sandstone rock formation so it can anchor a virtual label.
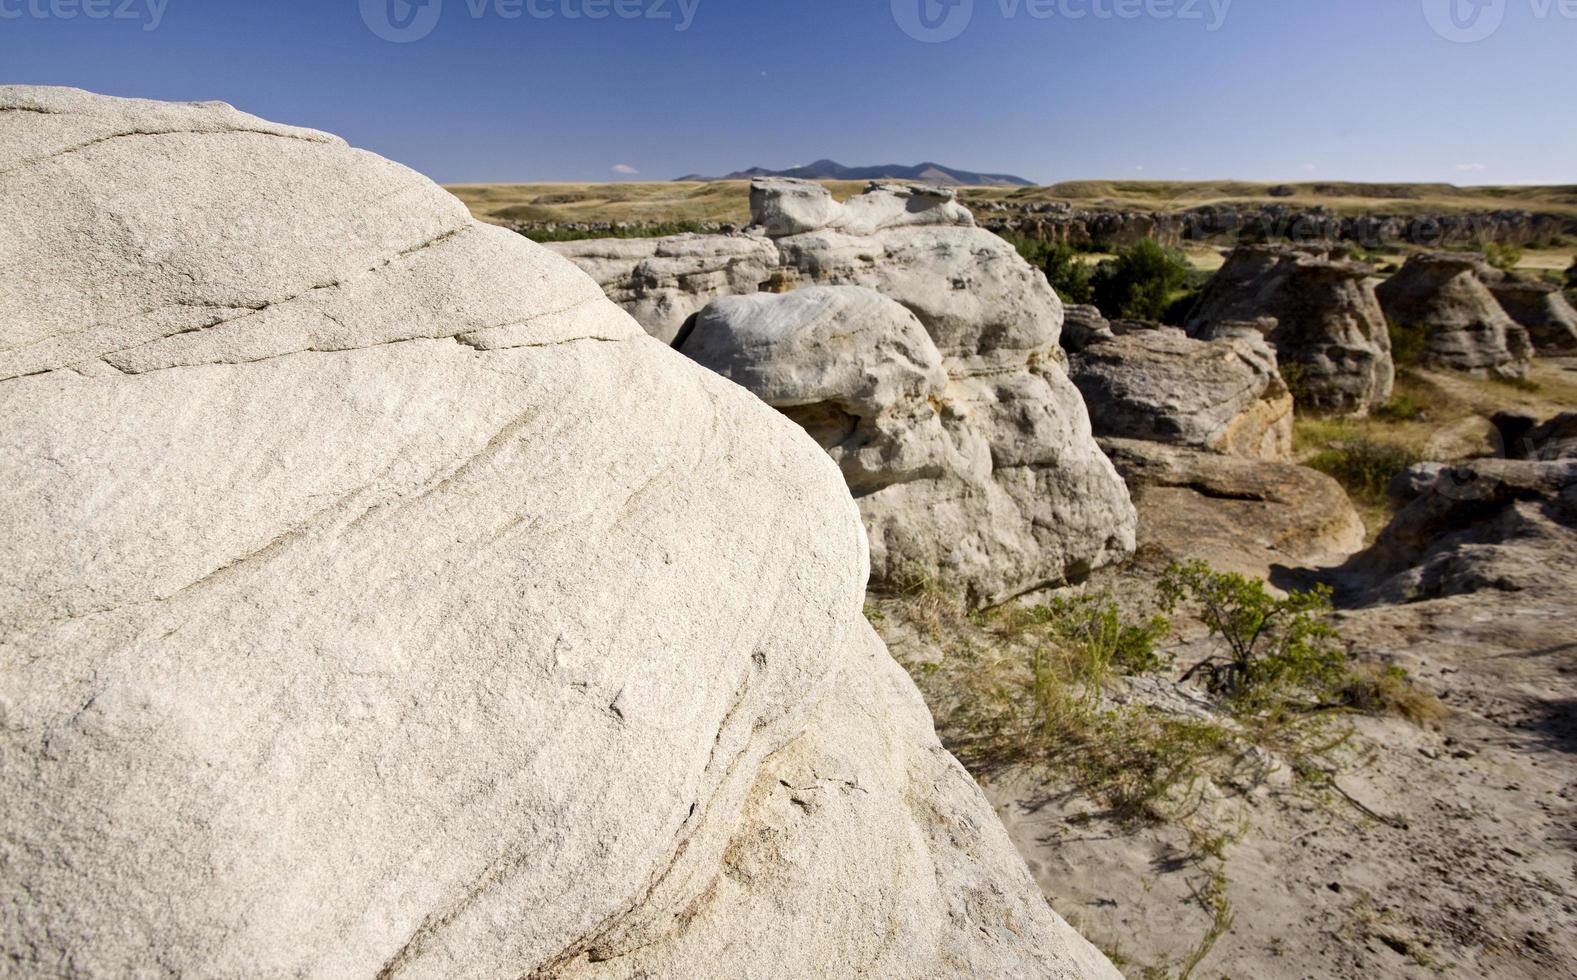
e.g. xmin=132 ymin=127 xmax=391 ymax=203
xmin=0 ymin=86 xmax=1120 ymax=980
xmin=561 ymin=179 xmax=1138 ymax=606
xmin=1350 ymin=458 xmax=1577 ymax=606
xmin=1100 ymin=438 xmax=1366 ymax=580
xmin=1059 ymin=304 xmax=1117 ymax=353
xmin=545 ymin=233 xmax=779 ymax=344
xmin=1375 ymin=253 xmax=1534 ymax=379
xmin=1187 ymin=244 xmax=1395 ymax=416
xmin=1069 ymin=326 xmax=1293 ymax=460
xmin=1484 ymin=276 xmax=1577 ymax=354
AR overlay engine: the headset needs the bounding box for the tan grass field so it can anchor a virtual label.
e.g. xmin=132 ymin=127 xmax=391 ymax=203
xmin=447 ymin=179 xmax=1577 ymax=228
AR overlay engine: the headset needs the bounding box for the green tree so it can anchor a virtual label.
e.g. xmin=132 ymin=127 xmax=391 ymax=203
xmin=1043 ymin=242 xmax=1095 ymax=305
xmin=1158 ymin=561 xmax=1348 ymax=709
xmin=1090 ymin=239 xmax=1194 ymax=321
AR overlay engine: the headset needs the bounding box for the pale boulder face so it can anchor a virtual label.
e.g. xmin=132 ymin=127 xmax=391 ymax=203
xmin=1375 ymin=252 xmax=1534 ymax=379
xmin=1068 ymin=317 xmax=1294 ymax=461
xmin=682 ymin=286 xmax=952 ymax=496
xmin=1188 ymin=244 xmax=1395 ymax=416
xmin=0 ymin=87 xmax=1119 ymax=980
xmin=545 ymin=233 xmax=780 ymax=344
xmin=668 ymin=182 xmax=1136 ymax=606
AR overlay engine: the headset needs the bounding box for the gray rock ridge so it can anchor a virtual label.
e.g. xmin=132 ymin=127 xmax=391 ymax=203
xmin=1375 ymin=252 xmax=1534 ymax=379
xmin=1187 ymin=244 xmax=1395 ymax=417
xmin=1484 ymin=275 xmax=1577 ymax=355
xmin=1344 ymin=458 xmax=1577 ymax=606
xmin=1067 ymin=310 xmax=1293 ymax=460
xmin=0 ymin=85 xmax=1120 ymax=980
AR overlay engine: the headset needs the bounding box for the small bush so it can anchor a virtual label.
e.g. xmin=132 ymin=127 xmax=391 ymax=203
xmin=1338 ymin=663 xmax=1448 ymax=726
xmin=1159 ymin=561 xmax=1349 ymax=710
xmin=1305 ymin=438 xmax=1422 ymax=509
xmin=993 ymin=593 xmax=1172 ymax=677
xmin=1043 ymin=242 xmax=1096 ymax=305
xmin=1481 ymin=242 xmax=1523 ymax=272
xmin=1371 ymin=391 xmax=1428 ymax=423
xmin=1387 ymin=319 xmax=1431 ymax=369
xmin=1090 ymin=240 xmax=1194 ymax=322
xmin=1565 ymin=257 xmax=1577 ymax=289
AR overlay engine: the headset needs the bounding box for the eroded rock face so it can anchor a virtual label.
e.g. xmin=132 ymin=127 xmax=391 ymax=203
xmin=1349 ymin=458 xmax=1577 ymax=605
xmin=561 ymin=180 xmax=1137 ymax=606
xmin=1069 ymin=327 xmax=1293 ymax=460
xmin=1188 ymin=244 xmax=1395 ymax=416
xmin=544 ymin=233 xmax=780 ymax=344
xmin=1375 ymin=252 xmax=1533 ymax=379
xmin=1100 ymin=438 xmax=1366 ymax=580
xmin=744 ymin=184 xmax=1138 ymax=604
xmin=1485 ymin=277 xmax=1577 ymax=354
xmin=0 ymin=86 xmax=1119 ymax=980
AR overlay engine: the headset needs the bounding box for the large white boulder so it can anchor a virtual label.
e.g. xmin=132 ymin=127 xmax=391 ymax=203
xmin=0 ymin=86 xmax=1119 ymax=980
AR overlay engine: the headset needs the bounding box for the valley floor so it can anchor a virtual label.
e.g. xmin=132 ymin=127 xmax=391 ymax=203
xmin=872 ymin=358 xmax=1577 ymax=980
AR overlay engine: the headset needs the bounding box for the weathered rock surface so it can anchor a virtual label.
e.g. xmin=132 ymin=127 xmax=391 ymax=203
xmin=1346 ymin=457 xmax=1577 ymax=606
xmin=1375 ymin=253 xmax=1534 ymax=379
xmin=545 ymin=233 xmax=780 ymax=344
xmin=1070 ymin=328 xmax=1293 ymax=460
xmin=1188 ymin=244 xmax=1395 ymax=416
xmin=1484 ymin=276 xmax=1577 ymax=354
xmin=0 ymin=86 xmax=1120 ymax=980
xmin=1059 ymin=304 xmax=1117 ymax=353
xmin=564 ymin=180 xmax=1138 ymax=606
xmin=1100 ymin=438 xmax=1366 ymax=579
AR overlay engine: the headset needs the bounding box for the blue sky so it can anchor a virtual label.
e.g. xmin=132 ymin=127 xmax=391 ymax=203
xmin=2 ymin=0 xmax=1572 ymax=185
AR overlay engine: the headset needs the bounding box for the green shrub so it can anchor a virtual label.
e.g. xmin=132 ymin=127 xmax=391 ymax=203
xmin=1565 ymin=257 xmax=1577 ymax=289
xmin=1159 ymin=561 xmax=1349 ymax=710
xmin=1305 ymin=438 xmax=1422 ymax=509
xmin=1043 ymin=242 xmax=1096 ymax=305
xmin=1387 ymin=319 xmax=1431 ymax=369
xmin=1090 ymin=240 xmax=1195 ymax=322
xmin=1371 ymin=391 xmax=1428 ymax=423
xmin=1001 ymin=593 xmax=1172 ymax=677
xmin=1481 ymin=242 xmax=1523 ymax=271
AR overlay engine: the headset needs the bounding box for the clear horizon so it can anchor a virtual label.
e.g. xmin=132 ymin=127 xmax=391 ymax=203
xmin=2 ymin=0 xmax=1573 ymax=186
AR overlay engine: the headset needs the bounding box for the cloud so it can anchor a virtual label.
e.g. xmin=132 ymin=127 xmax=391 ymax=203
xmin=1300 ymin=163 xmax=1317 ymax=173
xmin=1455 ymin=163 xmax=1487 ymax=172
xmin=611 ymin=164 xmax=640 ymax=175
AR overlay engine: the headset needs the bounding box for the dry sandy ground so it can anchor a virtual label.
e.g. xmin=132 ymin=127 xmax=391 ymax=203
xmin=981 ymin=585 xmax=1576 ymax=980
xmin=873 ymin=366 xmax=1577 ymax=979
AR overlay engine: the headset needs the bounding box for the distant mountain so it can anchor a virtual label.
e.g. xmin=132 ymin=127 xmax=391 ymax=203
xmin=676 ymin=158 xmax=1035 ymax=188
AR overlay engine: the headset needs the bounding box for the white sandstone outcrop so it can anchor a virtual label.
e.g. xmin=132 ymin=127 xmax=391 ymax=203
xmin=0 ymin=86 xmax=1120 ymax=980
xmin=562 ymin=181 xmax=1138 ymax=606
xmin=1067 ymin=313 xmax=1293 ymax=461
